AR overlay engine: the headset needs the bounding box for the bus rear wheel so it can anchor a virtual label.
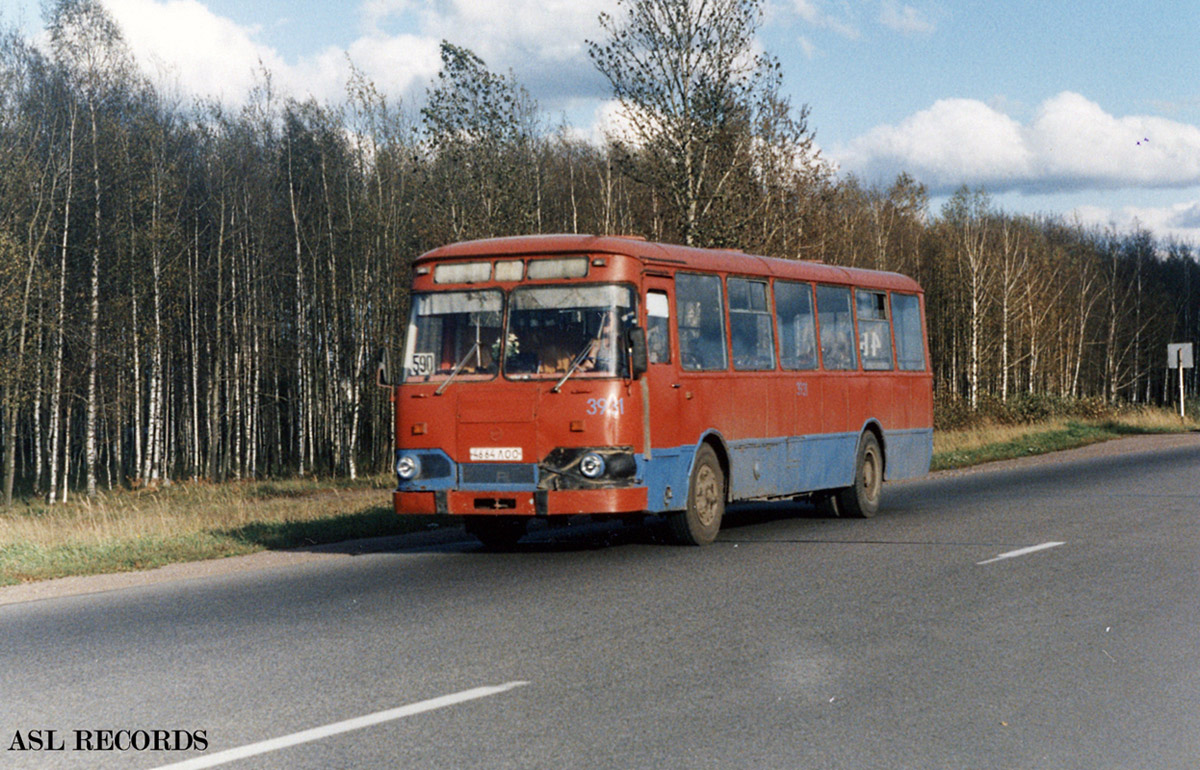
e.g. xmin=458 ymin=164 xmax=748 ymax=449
xmin=668 ymin=444 xmax=725 ymax=546
xmin=464 ymin=515 xmax=527 ymax=550
xmin=836 ymin=432 xmax=882 ymax=518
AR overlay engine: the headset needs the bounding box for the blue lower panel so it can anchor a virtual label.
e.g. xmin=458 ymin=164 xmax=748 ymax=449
xmin=730 ymin=433 xmax=857 ymax=499
xmin=641 ymin=446 xmax=691 ymax=513
xmin=642 ymin=431 xmax=859 ymax=512
xmin=642 ymin=428 xmax=932 ymax=512
xmin=882 ymin=428 xmax=933 ymax=480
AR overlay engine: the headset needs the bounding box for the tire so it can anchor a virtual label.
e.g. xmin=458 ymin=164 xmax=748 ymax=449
xmin=464 ymin=515 xmax=527 ymax=550
xmin=668 ymin=444 xmax=725 ymax=546
xmin=835 ymin=432 xmax=883 ymax=518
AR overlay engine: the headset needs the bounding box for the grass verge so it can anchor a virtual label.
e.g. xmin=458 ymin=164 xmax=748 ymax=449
xmin=0 ymin=476 xmax=450 ymax=586
xmin=932 ymin=408 xmax=1198 ymax=470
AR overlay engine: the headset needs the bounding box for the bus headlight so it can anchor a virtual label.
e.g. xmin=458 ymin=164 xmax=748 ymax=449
xmin=396 ymin=454 xmax=421 ymax=480
xmin=579 ymin=452 xmax=606 ymax=479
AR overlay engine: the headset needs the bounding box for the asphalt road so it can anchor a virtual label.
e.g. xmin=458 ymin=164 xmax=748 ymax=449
xmin=3 ymin=438 xmax=1199 ymax=769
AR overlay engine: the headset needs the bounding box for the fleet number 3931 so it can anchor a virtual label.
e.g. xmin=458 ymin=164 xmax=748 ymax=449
xmin=586 ymin=397 xmax=625 ymax=416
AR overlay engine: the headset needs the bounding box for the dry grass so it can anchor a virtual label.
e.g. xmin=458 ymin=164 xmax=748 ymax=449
xmin=0 ymin=475 xmax=429 ymax=584
xmin=932 ymin=406 xmax=1198 ymax=470
xmin=934 ymin=418 xmax=1073 ymax=455
xmin=0 ymin=476 xmax=390 ymax=550
xmin=935 ymin=407 xmax=1195 ymax=455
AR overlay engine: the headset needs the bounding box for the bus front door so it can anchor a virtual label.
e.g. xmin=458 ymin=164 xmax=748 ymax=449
xmin=641 ymin=277 xmax=687 ymax=512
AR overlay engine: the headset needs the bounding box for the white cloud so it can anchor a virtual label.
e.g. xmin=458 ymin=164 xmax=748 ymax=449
xmin=788 ymin=0 xmax=860 ymax=39
xmin=100 ymin=0 xmax=436 ymax=106
xmin=105 ymin=0 xmax=290 ymax=103
xmin=835 ymin=91 xmax=1200 ymax=195
xmin=837 ymin=97 xmax=1032 ymax=188
xmin=1028 ymin=92 xmax=1200 ymax=189
xmin=344 ymin=34 xmax=442 ymax=98
xmin=878 ymin=0 xmax=935 ymax=34
xmin=98 ymin=0 xmax=607 ymax=108
xmin=583 ymin=98 xmax=641 ymax=146
xmin=1071 ymin=199 xmax=1200 ymax=244
xmin=366 ymin=0 xmax=609 ymax=87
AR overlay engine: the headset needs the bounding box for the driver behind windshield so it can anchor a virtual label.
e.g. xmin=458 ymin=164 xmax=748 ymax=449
xmin=503 ymin=285 xmax=634 ymax=380
xmin=580 ymin=309 xmax=618 ymax=373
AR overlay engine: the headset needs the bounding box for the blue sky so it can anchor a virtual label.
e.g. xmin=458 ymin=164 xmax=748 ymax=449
xmin=7 ymin=0 xmax=1200 ymax=243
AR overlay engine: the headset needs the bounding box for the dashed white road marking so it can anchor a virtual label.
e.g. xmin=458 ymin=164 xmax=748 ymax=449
xmin=151 ymin=681 xmax=530 ymax=770
xmin=977 ymin=541 xmax=1065 ymax=565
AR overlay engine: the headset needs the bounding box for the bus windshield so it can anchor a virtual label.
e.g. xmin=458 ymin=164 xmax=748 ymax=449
xmin=505 ymin=284 xmax=635 ymax=379
xmin=402 ymin=290 xmax=504 ymax=382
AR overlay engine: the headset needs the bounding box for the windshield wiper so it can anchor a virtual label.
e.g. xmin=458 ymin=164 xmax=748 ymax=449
xmin=434 ymin=340 xmax=480 ymax=396
xmin=551 ymin=340 xmax=596 ymax=393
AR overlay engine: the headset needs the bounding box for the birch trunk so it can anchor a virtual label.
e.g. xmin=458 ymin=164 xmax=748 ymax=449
xmin=207 ymin=192 xmax=225 ymax=480
xmin=46 ymin=106 xmax=76 ymax=504
xmin=189 ymin=221 xmax=200 ymax=479
xmin=141 ymin=166 xmax=163 ymax=482
xmin=287 ymin=139 xmax=307 ymax=476
xmin=85 ymin=102 xmax=100 ymax=497
xmin=130 ymin=215 xmax=142 ymax=481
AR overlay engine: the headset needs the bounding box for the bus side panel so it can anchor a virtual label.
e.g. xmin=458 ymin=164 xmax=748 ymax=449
xmin=912 ymin=374 xmax=934 ymax=428
xmin=816 ymin=373 xmax=849 ymax=434
xmin=793 ymin=432 xmax=858 ymax=491
xmin=724 ymin=373 xmax=769 ymax=437
xmin=727 ymin=432 xmax=857 ymax=499
xmin=641 ymin=445 xmax=694 ymax=513
xmin=729 ymin=439 xmax=788 ymax=499
xmin=767 ymin=374 xmax=797 ymax=443
xmin=882 ymin=428 xmax=933 ymax=480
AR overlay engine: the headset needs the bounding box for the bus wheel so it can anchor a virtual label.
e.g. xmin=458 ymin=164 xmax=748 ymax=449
xmin=464 ymin=515 xmax=527 ymax=550
xmin=668 ymin=444 xmax=725 ymax=546
xmin=836 ymin=432 xmax=882 ymax=518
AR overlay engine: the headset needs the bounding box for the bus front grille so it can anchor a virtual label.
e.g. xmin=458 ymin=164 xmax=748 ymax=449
xmin=460 ymin=463 xmax=537 ymax=487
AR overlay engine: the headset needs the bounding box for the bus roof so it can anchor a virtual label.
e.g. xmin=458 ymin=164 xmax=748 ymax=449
xmin=415 ymin=234 xmax=923 ymax=293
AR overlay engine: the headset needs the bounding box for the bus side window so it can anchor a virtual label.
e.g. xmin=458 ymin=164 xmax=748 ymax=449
xmin=646 ymin=290 xmax=671 ymax=364
xmin=775 ymin=281 xmax=817 ymax=370
xmin=856 ymin=290 xmax=893 ymax=370
xmin=816 ymin=285 xmax=857 ymax=371
xmin=892 ymin=293 xmax=926 ymax=371
xmin=729 ymin=278 xmax=775 ymax=370
xmin=676 ymin=273 xmax=727 ymax=371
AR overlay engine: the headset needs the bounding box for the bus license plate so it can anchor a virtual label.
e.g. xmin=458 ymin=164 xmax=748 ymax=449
xmin=469 ymin=447 xmax=523 ymax=462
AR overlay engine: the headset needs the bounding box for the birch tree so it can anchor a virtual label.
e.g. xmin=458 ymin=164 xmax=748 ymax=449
xmin=0 ymin=33 xmax=58 ymax=505
xmin=588 ymin=0 xmax=816 ymax=247
xmin=47 ymin=0 xmax=134 ymax=495
xmin=941 ymin=188 xmax=993 ymax=408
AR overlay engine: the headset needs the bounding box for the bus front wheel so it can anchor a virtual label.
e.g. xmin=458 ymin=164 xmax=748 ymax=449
xmin=464 ymin=515 xmax=527 ymax=550
xmin=668 ymin=444 xmax=725 ymax=546
xmin=836 ymin=432 xmax=882 ymax=518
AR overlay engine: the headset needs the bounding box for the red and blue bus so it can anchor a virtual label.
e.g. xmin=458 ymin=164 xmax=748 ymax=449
xmin=390 ymin=234 xmax=932 ymax=546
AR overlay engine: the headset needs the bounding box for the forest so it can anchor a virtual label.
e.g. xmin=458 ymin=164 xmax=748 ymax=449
xmin=1 ymin=0 xmax=1198 ymax=505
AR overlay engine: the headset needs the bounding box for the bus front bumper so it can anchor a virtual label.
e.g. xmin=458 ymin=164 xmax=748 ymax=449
xmin=394 ymin=487 xmax=649 ymax=517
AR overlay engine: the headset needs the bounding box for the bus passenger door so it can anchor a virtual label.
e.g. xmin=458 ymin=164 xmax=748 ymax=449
xmin=641 ymin=278 xmax=686 ymax=510
xmin=643 ymin=280 xmax=681 ymax=447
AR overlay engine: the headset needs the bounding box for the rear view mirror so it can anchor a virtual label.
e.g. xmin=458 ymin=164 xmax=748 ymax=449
xmin=626 ymin=326 xmax=648 ymax=379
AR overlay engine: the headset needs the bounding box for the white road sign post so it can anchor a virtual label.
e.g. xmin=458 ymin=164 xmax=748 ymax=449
xmin=1167 ymin=343 xmax=1194 ymax=419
